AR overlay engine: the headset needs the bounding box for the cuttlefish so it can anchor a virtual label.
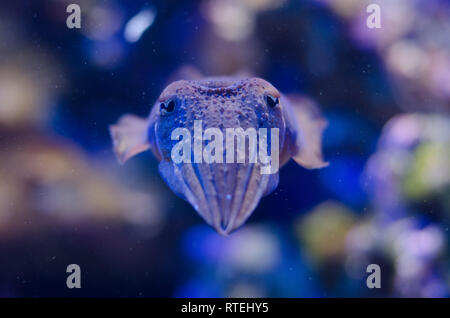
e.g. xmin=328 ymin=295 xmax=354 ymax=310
xmin=110 ymin=75 xmax=328 ymax=235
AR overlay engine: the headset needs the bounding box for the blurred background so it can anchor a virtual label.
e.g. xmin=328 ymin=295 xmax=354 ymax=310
xmin=0 ymin=0 xmax=449 ymax=297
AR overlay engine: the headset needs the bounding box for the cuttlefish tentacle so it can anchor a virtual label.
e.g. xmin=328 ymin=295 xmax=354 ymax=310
xmin=110 ymin=76 xmax=327 ymax=235
xmin=227 ymin=162 xmax=255 ymax=233
xmin=192 ymin=162 xmax=222 ymax=231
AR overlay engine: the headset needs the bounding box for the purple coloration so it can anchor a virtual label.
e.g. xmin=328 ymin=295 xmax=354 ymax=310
xmin=110 ymin=75 xmax=327 ymax=234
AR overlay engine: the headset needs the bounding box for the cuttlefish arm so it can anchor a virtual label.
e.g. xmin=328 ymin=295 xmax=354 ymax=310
xmin=280 ymin=94 xmax=328 ymax=169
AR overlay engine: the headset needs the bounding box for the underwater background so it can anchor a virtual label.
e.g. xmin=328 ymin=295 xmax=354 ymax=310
xmin=0 ymin=0 xmax=449 ymax=297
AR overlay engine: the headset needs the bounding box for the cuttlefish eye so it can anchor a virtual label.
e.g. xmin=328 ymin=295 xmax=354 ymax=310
xmin=265 ymin=95 xmax=279 ymax=108
xmin=160 ymin=99 xmax=176 ymax=115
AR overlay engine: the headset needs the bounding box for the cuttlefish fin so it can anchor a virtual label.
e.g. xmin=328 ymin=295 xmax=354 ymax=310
xmin=283 ymin=95 xmax=328 ymax=169
xmin=109 ymin=114 xmax=150 ymax=164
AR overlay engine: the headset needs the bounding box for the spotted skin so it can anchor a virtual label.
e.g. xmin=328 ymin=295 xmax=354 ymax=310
xmin=110 ymin=77 xmax=327 ymax=235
